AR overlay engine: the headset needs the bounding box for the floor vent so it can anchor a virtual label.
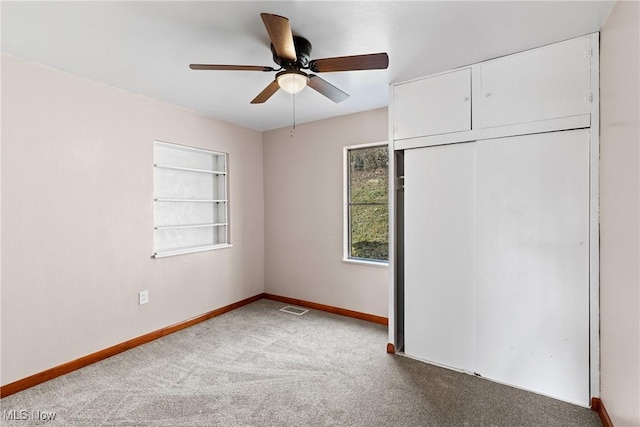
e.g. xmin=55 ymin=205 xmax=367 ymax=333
xmin=279 ymin=306 xmax=308 ymax=316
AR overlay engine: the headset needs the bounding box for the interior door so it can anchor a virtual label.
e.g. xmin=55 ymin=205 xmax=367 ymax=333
xmin=403 ymin=142 xmax=475 ymax=371
xmin=474 ymin=129 xmax=590 ymax=406
xmin=403 ymin=129 xmax=590 ymax=406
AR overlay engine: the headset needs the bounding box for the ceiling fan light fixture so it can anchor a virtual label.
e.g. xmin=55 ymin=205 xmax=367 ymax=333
xmin=276 ymin=70 xmax=309 ymax=94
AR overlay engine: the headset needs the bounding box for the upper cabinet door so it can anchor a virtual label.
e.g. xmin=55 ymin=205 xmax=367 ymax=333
xmin=481 ymin=37 xmax=591 ymax=129
xmin=394 ymin=68 xmax=471 ymax=140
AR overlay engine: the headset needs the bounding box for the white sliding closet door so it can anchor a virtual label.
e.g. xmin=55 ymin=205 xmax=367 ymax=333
xmin=404 ymin=142 xmax=476 ymax=371
xmin=475 ymin=130 xmax=590 ymax=405
xmin=403 ymin=129 xmax=590 ymax=406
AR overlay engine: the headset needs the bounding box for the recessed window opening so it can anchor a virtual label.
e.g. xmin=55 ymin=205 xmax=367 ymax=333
xmin=344 ymin=143 xmax=389 ymax=263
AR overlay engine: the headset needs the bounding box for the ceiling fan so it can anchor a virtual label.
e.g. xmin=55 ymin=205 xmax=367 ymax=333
xmin=190 ymin=13 xmax=389 ymax=104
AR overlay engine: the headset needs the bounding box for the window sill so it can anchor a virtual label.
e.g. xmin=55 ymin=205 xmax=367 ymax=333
xmin=342 ymin=258 xmax=389 ymax=268
xmin=152 ymin=244 xmax=232 ymax=259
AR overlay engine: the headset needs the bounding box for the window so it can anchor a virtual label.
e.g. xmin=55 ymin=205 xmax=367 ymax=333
xmin=344 ymin=143 xmax=389 ymax=263
xmin=153 ymin=141 xmax=229 ymax=258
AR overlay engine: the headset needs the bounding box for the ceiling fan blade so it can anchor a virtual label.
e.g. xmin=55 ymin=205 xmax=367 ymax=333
xmin=251 ymin=80 xmax=281 ymax=104
xmin=260 ymin=13 xmax=297 ymax=62
xmin=190 ymin=64 xmax=276 ymax=72
xmin=309 ymin=53 xmax=389 ymax=73
xmin=307 ymin=75 xmax=349 ymax=103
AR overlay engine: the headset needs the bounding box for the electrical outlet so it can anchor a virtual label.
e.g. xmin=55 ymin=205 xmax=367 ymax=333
xmin=138 ymin=290 xmax=149 ymax=305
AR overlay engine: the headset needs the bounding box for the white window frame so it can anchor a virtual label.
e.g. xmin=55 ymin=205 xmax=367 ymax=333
xmin=152 ymin=140 xmax=231 ymax=258
xmin=343 ymin=142 xmax=389 ymax=266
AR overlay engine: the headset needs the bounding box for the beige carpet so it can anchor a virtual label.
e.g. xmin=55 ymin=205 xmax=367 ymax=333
xmin=1 ymin=299 xmax=601 ymax=426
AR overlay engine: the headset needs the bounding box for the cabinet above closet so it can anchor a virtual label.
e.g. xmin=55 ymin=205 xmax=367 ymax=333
xmin=480 ymin=36 xmax=592 ymax=129
xmin=393 ymin=68 xmax=471 ymax=140
xmin=392 ymin=34 xmax=598 ymax=150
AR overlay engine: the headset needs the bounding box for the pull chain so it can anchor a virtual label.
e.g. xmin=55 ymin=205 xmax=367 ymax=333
xmin=290 ymin=92 xmax=296 ymax=138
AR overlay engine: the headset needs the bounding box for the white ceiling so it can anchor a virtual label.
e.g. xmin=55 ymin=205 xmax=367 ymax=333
xmin=1 ymin=1 xmax=615 ymax=131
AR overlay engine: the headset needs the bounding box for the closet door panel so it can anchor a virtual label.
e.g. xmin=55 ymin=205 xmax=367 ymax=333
xmin=480 ymin=37 xmax=591 ymax=129
xmin=404 ymin=143 xmax=475 ymax=370
xmin=474 ymin=130 xmax=590 ymax=406
xmin=394 ymin=68 xmax=471 ymax=140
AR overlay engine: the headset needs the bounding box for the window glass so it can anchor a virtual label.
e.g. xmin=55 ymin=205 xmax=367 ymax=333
xmin=347 ymin=145 xmax=389 ymax=262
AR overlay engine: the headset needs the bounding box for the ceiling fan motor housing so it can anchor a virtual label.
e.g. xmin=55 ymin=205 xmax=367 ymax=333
xmin=271 ymin=35 xmax=312 ymax=69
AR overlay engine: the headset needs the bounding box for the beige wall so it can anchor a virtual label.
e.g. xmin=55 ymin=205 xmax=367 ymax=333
xmin=263 ymin=109 xmax=389 ymax=317
xmin=0 ymin=55 xmax=265 ymax=385
xmin=600 ymin=1 xmax=640 ymax=425
xmin=0 ymin=54 xmax=389 ymax=387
